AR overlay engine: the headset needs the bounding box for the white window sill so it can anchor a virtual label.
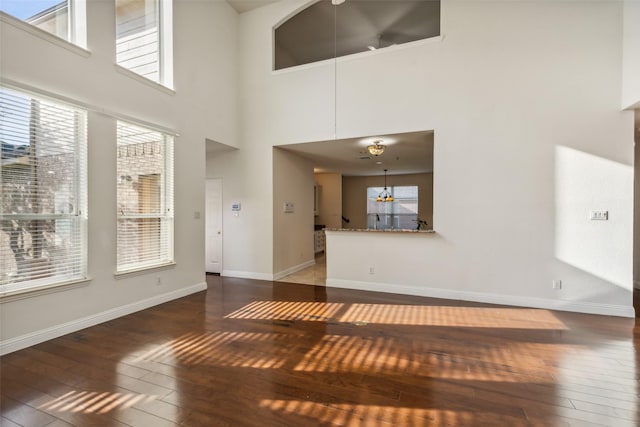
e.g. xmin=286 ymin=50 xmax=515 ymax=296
xmin=114 ymin=65 xmax=175 ymax=95
xmin=0 ymin=12 xmax=90 ymax=58
xmin=0 ymin=277 xmax=91 ymax=303
xmin=115 ymin=262 xmax=176 ymax=279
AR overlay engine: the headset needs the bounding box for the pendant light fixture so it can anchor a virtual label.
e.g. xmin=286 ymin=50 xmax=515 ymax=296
xmin=367 ymin=140 xmax=386 ymax=156
xmin=377 ymin=169 xmax=393 ymax=202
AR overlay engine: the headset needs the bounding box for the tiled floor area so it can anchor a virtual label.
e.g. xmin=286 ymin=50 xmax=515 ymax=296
xmin=280 ymin=252 xmax=326 ymax=286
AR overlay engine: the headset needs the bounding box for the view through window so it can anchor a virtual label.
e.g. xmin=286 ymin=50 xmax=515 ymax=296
xmin=116 ymin=0 xmax=172 ymax=87
xmin=366 ymin=186 xmax=418 ymax=230
xmin=0 ymin=86 xmax=87 ymax=291
xmin=0 ymin=0 xmax=86 ymax=47
xmin=116 ymin=121 xmax=173 ymax=272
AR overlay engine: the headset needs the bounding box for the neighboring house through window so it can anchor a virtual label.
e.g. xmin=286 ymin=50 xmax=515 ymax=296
xmin=0 ymin=86 xmax=88 ymax=294
xmin=116 ymin=121 xmax=173 ymax=273
xmin=0 ymin=0 xmax=87 ymax=48
xmin=115 ymin=0 xmax=173 ymax=88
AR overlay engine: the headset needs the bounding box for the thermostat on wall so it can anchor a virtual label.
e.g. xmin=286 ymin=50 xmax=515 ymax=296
xmin=231 ymin=202 xmax=241 ymax=211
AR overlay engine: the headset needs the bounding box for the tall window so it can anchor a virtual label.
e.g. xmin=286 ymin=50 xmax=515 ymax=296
xmin=0 ymin=87 xmax=87 ymax=293
xmin=367 ymin=186 xmax=418 ymax=230
xmin=116 ymin=121 xmax=173 ymax=273
xmin=0 ymin=0 xmax=87 ymax=48
xmin=115 ymin=0 xmax=173 ymax=87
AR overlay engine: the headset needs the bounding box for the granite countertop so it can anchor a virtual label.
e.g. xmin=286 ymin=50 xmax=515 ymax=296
xmin=324 ymin=228 xmax=435 ymax=233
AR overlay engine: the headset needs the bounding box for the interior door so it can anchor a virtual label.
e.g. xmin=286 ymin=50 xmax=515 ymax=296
xmin=206 ymin=178 xmax=223 ymax=273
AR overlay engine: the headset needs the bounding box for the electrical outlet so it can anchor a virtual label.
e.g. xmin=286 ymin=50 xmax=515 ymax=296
xmin=552 ymin=279 xmax=562 ymax=290
xmin=156 ymin=276 xmax=162 ymax=286
xmin=369 ymin=267 xmax=375 ymax=274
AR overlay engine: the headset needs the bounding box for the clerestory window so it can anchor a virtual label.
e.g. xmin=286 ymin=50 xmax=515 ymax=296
xmin=115 ymin=0 xmax=173 ymax=88
xmin=0 ymin=0 xmax=87 ymax=48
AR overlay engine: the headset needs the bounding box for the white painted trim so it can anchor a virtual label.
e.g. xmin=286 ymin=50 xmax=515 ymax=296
xmin=114 ymin=262 xmax=176 ymax=278
xmin=0 ymin=282 xmax=207 ymax=356
xmin=0 ymin=11 xmax=90 ymax=55
xmin=114 ymin=65 xmax=175 ymax=95
xmin=0 ymin=277 xmax=91 ymax=303
xmin=326 ymin=279 xmax=636 ymax=318
xmin=222 ymin=270 xmax=274 ymax=281
xmin=1 ymin=79 xmax=179 ymax=136
xmin=273 ymin=259 xmax=316 ymax=281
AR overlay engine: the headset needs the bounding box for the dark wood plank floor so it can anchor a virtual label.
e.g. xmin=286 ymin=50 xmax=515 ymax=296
xmin=1 ymin=276 xmax=638 ymax=426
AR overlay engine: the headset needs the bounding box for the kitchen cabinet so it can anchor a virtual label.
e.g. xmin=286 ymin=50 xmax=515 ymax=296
xmin=314 ymin=230 xmax=325 ymax=253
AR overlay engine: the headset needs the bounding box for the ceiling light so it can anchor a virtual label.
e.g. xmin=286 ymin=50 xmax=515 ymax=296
xmin=332 ymin=0 xmax=346 ymax=5
xmin=377 ymin=169 xmax=393 ymax=203
xmin=367 ymin=140 xmax=385 ymax=156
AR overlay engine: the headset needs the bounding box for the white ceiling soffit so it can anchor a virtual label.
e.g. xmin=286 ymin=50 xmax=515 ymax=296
xmin=277 ymin=131 xmax=434 ymax=176
xmin=227 ymin=0 xmax=279 ymax=14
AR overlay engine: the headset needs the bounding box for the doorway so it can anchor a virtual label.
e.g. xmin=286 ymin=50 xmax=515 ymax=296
xmin=206 ymin=178 xmax=223 ymax=274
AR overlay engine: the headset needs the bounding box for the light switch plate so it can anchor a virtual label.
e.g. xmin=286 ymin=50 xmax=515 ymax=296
xmin=283 ymin=202 xmax=294 ymax=213
xmin=589 ymin=210 xmax=608 ymax=220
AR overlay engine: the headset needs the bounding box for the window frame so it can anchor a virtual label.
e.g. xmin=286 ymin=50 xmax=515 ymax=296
xmin=0 ymin=0 xmax=87 ymax=49
xmin=115 ymin=120 xmax=174 ymax=274
xmin=115 ymin=0 xmax=174 ymax=89
xmin=366 ymin=185 xmax=419 ymax=230
xmin=0 ymin=85 xmax=88 ymax=297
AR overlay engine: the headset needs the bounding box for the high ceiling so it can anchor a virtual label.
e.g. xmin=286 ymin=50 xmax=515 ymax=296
xmin=222 ymin=1 xmax=436 ymax=177
xmin=226 ymin=0 xmax=278 ymax=14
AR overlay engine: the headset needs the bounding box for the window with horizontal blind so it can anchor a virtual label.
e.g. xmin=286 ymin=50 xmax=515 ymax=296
xmin=116 ymin=121 xmax=173 ymax=273
xmin=0 ymin=0 xmax=87 ymax=48
xmin=0 ymin=86 xmax=87 ymax=293
xmin=115 ymin=0 xmax=173 ymax=87
xmin=366 ymin=186 xmax=418 ymax=230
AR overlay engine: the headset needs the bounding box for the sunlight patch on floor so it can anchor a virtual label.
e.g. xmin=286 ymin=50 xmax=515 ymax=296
xmin=38 ymin=391 xmax=156 ymax=414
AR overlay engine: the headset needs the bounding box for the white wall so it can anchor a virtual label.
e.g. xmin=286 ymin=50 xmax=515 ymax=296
xmin=623 ymin=0 xmax=640 ymax=109
xmin=0 ymin=0 xmax=239 ymax=351
xmin=213 ymin=0 xmax=634 ymax=316
xmin=314 ymin=173 xmax=342 ymax=229
xmin=273 ymin=148 xmax=315 ymax=277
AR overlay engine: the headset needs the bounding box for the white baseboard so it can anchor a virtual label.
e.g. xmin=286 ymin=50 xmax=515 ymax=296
xmin=273 ymin=259 xmax=316 ymax=281
xmin=0 ymin=282 xmax=207 ymax=356
xmin=326 ymin=279 xmax=635 ymax=318
xmin=222 ymin=270 xmax=273 ymax=281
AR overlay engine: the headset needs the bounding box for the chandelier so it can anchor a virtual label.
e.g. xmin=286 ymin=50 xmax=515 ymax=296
xmin=376 ymin=169 xmax=393 ymax=202
xmin=367 ymin=140 xmax=385 ymax=156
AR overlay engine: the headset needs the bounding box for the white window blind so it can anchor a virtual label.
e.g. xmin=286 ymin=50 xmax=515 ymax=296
xmin=0 ymin=86 xmax=87 ymax=292
xmin=367 ymin=186 xmax=418 ymax=230
xmin=116 ymin=121 xmax=173 ymax=273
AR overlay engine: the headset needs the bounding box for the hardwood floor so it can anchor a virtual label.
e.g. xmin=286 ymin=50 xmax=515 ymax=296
xmin=1 ymin=276 xmax=638 ymax=426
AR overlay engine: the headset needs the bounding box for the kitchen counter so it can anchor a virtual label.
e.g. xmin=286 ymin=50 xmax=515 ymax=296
xmin=324 ymin=228 xmax=435 ymax=233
